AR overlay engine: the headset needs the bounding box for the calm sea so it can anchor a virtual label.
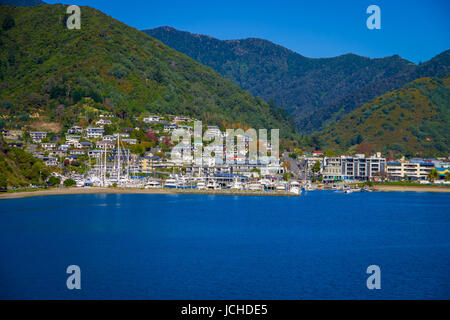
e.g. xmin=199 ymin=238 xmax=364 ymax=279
xmin=0 ymin=191 xmax=449 ymax=299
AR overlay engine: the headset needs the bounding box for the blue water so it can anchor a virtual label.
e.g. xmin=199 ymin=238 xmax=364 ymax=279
xmin=0 ymin=191 xmax=449 ymax=299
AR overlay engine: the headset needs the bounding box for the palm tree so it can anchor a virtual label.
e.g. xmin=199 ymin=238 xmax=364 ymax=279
xmin=427 ymin=169 xmax=438 ymax=183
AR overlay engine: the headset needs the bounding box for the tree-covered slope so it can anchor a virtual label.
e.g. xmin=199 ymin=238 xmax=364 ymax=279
xmin=0 ymin=138 xmax=49 ymax=188
xmin=145 ymin=27 xmax=449 ymax=133
xmin=318 ymin=76 xmax=450 ymax=157
xmin=0 ymin=5 xmax=298 ymax=139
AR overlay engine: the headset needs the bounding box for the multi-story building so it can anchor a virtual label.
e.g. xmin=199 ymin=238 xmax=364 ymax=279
xmin=67 ymin=126 xmax=83 ymax=134
xmin=43 ymin=157 xmax=58 ymax=167
xmin=96 ymin=140 xmax=115 ymax=149
xmin=65 ymin=135 xmax=81 ymax=145
xmin=41 ymin=142 xmax=56 ymax=150
xmin=322 ymin=157 xmax=343 ymax=182
xmin=1 ymin=130 xmax=23 ymax=140
xmin=386 ymin=160 xmax=434 ymax=180
xmin=321 ymin=153 xmax=386 ymax=182
xmin=29 ymin=132 xmax=47 ymax=143
xmin=86 ymin=127 xmax=104 ymax=139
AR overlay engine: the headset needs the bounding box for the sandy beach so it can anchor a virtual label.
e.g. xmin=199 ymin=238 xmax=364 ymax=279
xmin=0 ymin=187 xmax=296 ymax=200
xmin=373 ymin=185 xmax=450 ymax=193
xmin=1 ymin=185 xmax=449 ymax=200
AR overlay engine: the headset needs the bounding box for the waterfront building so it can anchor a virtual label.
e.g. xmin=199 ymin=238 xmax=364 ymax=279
xmin=321 ymin=153 xmax=386 ymax=182
xmin=322 ymin=157 xmax=343 ymax=182
xmin=140 ymin=155 xmax=160 ymax=173
xmin=387 ymin=159 xmax=435 ymax=180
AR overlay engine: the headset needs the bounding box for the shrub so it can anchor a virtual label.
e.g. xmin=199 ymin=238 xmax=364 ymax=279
xmin=63 ymin=179 xmax=76 ymax=187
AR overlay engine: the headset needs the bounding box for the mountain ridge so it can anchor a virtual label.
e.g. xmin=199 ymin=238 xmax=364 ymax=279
xmin=144 ymin=26 xmax=449 ymax=133
xmin=0 ymin=5 xmax=298 ymax=140
xmin=317 ymin=75 xmax=450 ymax=157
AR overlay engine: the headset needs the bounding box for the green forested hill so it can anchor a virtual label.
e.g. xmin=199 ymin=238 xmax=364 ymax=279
xmin=145 ymin=27 xmax=449 ymax=133
xmin=0 ymin=139 xmax=49 ymax=188
xmin=318 ymin=76 xmax=450 ymax=157
xmin=0 ymin=5 xmax=298 ymax=139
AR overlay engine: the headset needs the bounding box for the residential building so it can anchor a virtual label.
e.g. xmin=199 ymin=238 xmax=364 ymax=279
xmin=96 ymin=140 xmax=115 ymax=149
xmin=41 ymin=142 xmax=56 ymax=150
xmin=67 ymin=126 xmax=83 ymax=134
xmin=86 ymin=127 xmax=104 ymax=139
xmin=96 ymin=119 xmax=112 ymax=126
xmin=143 ymin=115 xmax=160 ymax=123
xmin=322 ymin=153 xmax=386 ymax=182
xmin=387 ymin=160 xmax=434 ymax=180
xmin=1 ymin=130 xmax=23 ymax=140
xmin=29 ymin=132 xmax=47 ymax=143
xmin=65 ymin=135 xmax=81 ymax=145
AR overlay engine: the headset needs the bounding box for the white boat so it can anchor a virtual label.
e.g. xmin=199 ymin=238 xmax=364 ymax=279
xmin=164 ymin=178 xmax=178 ymax=188
xmin=145 ymin=180 xmax=162 ymax=189
xmin=207 ymin=180 xmax=220 ymax=190
xmin=197 ymin=181 xmax=207 ymax=190
xmin=276 ymin=182 xmax=287 ymax=191
xmin=289 ymin=181 xmax=301 ymax=195
xmin=247 ymin=182 xmax=263 ymax=191
xmin=289 ymin=186 xmax=301 ymax=195
xmin=230 ymin=178 xmax=244 ymax=190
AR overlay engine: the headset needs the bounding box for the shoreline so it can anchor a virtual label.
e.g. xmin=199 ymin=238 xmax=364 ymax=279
xmin=1 ymin=185 xmax=449 ymax=200
xmin=373 ymin=185 xmax=450 ymax=193
xmin=0 ymin=187 xmax=296 ymax=200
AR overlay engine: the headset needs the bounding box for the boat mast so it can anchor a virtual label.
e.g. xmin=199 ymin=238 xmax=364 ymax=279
xmin=117 ymin=135 xmax=121 ymax=186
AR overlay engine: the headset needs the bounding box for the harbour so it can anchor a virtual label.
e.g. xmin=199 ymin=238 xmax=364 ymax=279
xmin=1 ymin=191 xmax=449 ymax=299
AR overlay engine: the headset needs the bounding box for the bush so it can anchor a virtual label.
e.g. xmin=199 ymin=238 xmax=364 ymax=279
xmin=48 ymin=176 xmax=61 ymax=186
xmin=63 ymin=179 xmax=76 ymax=187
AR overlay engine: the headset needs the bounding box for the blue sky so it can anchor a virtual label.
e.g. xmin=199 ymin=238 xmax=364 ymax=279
xmin=46 ymin=0 xmax=449 ymax=63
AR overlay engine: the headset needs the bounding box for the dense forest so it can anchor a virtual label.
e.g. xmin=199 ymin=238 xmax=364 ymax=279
xmin=0 ymin=5 xmax=299 ymax=140
xmin=0 ymin=138 xmax=49 ymax=188
xmin=146 ymin=27 xmax=450 ymax=133
xmin=317 ymin=76 xmax=450 ymax=158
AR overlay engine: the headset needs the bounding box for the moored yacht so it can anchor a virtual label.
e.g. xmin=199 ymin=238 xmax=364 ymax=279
xmin=164 ymin=178 xmax=178 ymax=188
xmin=145 ymin=180 xmax=162 ymax=189
xmin=207 ymin=179 xmax=220 ymax=190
